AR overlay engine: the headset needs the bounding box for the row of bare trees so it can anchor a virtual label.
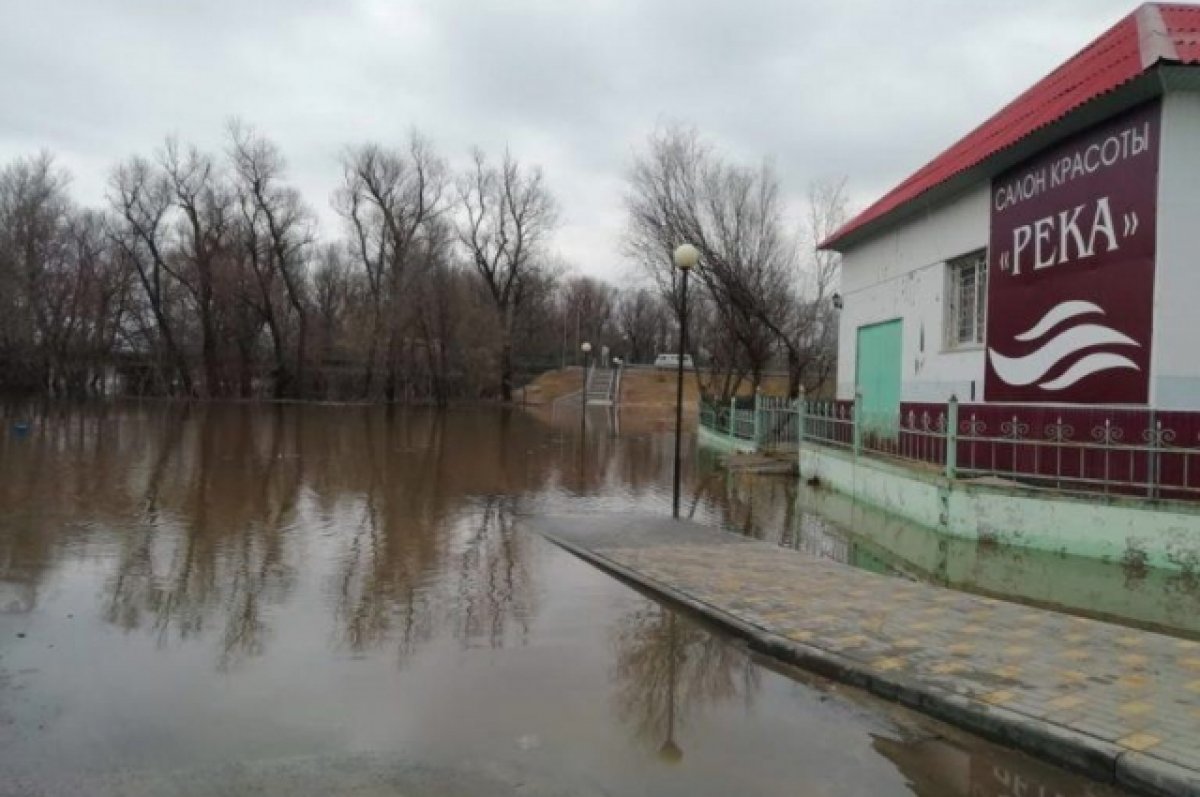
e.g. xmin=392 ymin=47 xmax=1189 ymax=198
xmin=0 ymin=128 xmax=576 ymax=402
xmin=624 ymin=125 xmax=847 ymax=400
xmin=1 ymin=123 xmax=842 ymax=403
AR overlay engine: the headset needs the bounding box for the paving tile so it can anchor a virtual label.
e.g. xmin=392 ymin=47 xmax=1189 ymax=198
xmin=982 ymin=689 xmax=1015 ymax=705
xmin=1047 ymin=694 xmax=1086 ymax=712
xmin=1058 ymin=669 xmax=1089 ymax=685
xmin=992 ymin=664 xmax=1023 ymax=681
xmin=1118 ymin=700 xmax=1154 ymax=717
xmin=1116 ymin=731 xmax=1162 ymax=752
xmin=928 ymin=660 xmax=968 ymax=676
xmin=1117 ymin=673 xmax=1153 ymax=689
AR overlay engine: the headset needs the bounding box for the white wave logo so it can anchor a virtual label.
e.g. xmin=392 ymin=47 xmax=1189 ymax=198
xmin=988 ymin=300 xmax=1140 ymax=391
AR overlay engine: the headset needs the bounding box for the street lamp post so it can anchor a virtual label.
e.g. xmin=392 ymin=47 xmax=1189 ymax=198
xmin=671 ymin=244 xmax=699 ymax=519
xmin=580 ymin=341 xmax=593 ymax=436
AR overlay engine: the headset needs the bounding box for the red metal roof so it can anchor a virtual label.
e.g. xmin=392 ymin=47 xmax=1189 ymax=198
xmin=823 ymin=3 xmax=1200 ymax=250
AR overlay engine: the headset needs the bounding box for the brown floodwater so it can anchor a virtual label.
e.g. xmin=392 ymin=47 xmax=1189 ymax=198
xmin=0 ymin=402 xmax=1127 ymax=796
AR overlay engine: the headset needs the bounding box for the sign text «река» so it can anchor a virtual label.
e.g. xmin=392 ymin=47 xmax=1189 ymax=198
xmin=1002 ymin=196 xmax=1142 ymax=276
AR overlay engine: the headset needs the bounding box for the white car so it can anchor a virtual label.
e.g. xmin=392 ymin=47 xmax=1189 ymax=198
xmin=654 ymin=353 xmax=695 ymax=370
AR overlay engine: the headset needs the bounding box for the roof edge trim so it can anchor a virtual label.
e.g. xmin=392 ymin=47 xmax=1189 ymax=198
xmin=1137 ymin=3 xmax=1180 ymax=67
xmin=819 ymin=70 xmax=1170 ymax=253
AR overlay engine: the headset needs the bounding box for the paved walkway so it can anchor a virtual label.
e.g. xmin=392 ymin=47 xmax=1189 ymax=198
xmin=528 ymin=514 xmax=1200 ymax=797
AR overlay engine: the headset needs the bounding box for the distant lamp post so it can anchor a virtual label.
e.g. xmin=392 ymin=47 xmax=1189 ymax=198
xmin=609 ymin=357 xmax=624 ymax=438
xmin=671 ymin=243 xmax=699 ymax=519
xmin=580 ymin=341 xmax=593 ymax=435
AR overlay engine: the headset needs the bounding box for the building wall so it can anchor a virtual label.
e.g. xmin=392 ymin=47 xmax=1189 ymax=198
xmin=838 ymin=90 xmax=1200 ymax=410
xmin=1153 ymin=91 xmax=1200 ymax=409
xmin=836 ymin=185 xmax=989 ymax=402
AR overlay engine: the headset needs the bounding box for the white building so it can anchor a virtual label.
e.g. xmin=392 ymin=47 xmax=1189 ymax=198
xmin=823 ymin=3 xmax=1200 ymax=418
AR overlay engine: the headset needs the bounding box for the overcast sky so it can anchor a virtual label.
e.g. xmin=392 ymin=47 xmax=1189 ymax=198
xmin=0 ymin=0 xmax=1136 ymax=280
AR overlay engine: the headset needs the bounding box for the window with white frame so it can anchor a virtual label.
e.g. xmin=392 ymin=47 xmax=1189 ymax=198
xmin=945 ymin=250 xmax=988 ymax=348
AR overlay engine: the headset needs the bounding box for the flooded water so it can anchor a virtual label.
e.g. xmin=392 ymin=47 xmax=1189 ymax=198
xmin=0 ymin=402 xmax=1129 ymax=795
xmin=718 ymin=459 xmax=1200 ymax=639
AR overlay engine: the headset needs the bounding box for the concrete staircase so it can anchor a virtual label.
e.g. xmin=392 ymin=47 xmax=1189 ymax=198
xmin=586 ymin=367 xmax=618 ymax=406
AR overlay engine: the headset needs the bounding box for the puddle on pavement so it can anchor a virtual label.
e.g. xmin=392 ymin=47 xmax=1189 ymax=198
xmin=0 ymin=403 xmax=1132 ymax=794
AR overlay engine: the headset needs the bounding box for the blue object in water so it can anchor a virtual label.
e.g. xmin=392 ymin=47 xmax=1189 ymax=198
xmin=11 ymin=421 xmax=30 ymax=438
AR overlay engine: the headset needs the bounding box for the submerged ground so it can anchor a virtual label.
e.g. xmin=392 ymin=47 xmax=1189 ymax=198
xmin=0 ymin=401 xmax=1182 ymax=795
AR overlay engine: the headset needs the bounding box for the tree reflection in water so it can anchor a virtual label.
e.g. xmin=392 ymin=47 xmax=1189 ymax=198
xmin=31 ymin=405 xmax=557 ymax=669
xmin=2 ymin=402 xmax=728 ymax=672
xmin=611 ymin=604 xmax=759 ymax=761
xmin=102 ymin=405 xmax=298 ymax=670
xmin=331 ymin=409 xmax=537 ymax=663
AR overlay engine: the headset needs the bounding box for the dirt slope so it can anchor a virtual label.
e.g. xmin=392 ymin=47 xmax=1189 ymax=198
xmin=519 ymin=367 xmax=789 ymax=408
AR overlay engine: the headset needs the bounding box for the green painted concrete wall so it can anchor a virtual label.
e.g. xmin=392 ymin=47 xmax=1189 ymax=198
xmin=799 ymin=442 xmax=1200 ymax=572
xmin=697 ymin=423 xmax=758 ymax=455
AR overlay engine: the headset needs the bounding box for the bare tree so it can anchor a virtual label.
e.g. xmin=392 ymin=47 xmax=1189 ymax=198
xmin=625 ymin=124 xmax=845 ymax=398
xmin=625 ymin=126 xmax=782 ymax=392
xmin=336 ymin=134 xmax=448 ymax=400
xmin=231 ymin=171 xmax=288 ymax=397
xmin=412 ymin=238 xmax=461 ymax=407
xmin=160 ymin=139 xmax=235 ymax=396
xmin=561 ymin=275 xmax=617 ymax=359
xmin=311 ymin=243 xmax=355 ymax=396
xmin=0 ymin=153 xmax=72 ymax=392
xmin=49 ymin=210 xmax=132 ymax=395
xmin=229 ymin=123 xmax=314 ymax=398
xmin=789 ymin=178 xmax=847 ymax=396
xmin=456 ymin=149 xmax=557 ymax=401
xmin=109 ymin=156 xmax=195 ymax=395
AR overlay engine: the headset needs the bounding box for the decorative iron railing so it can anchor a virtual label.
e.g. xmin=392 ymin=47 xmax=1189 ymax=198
xmin=700 ymin=393 xmax=1200 ymax=504
xmin=699 ymin=391 xmax=1200 ymax=500
xmin=802 ymin=396 xmax=1200 ymax=501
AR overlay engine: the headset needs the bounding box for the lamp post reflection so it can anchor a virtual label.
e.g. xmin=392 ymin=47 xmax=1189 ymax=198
xmin=658 ymin=611 xmax=683 ymax=763
xmin=611 ymin=603 xmax=759 ymax=763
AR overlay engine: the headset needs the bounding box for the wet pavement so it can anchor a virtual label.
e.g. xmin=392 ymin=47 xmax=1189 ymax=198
xmin=534 ymin=514 xmax=1200 ymax=794
xmin=0 ymin=401 xmax=1152 ymax=794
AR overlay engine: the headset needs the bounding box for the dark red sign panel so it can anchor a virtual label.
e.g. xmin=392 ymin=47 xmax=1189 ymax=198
xmin=985 ymin=101 xmax=1160 ymax=404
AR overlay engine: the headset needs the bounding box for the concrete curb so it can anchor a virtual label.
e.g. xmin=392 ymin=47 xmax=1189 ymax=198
xmin=540 ymin=531 xmax=1200 ymax=797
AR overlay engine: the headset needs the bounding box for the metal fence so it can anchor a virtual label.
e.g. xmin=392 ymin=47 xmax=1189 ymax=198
xmin=697 ymin=391 xmax=1200 ymax=500
xmin=800 ymin=395 xmax=1200 ymax=501
xmin=757 ymin=395 xmax=800 ymax=451
xmin=698 ymin=394 xmax=800 ymax=451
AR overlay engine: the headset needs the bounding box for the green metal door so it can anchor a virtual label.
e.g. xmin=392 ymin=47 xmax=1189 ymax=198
xmin=855 ymin=320 xmax=902 ymax=432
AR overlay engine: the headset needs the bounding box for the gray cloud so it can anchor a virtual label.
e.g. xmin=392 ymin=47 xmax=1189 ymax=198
xmin=0 ymin=0 xmax=1135 ymax=279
